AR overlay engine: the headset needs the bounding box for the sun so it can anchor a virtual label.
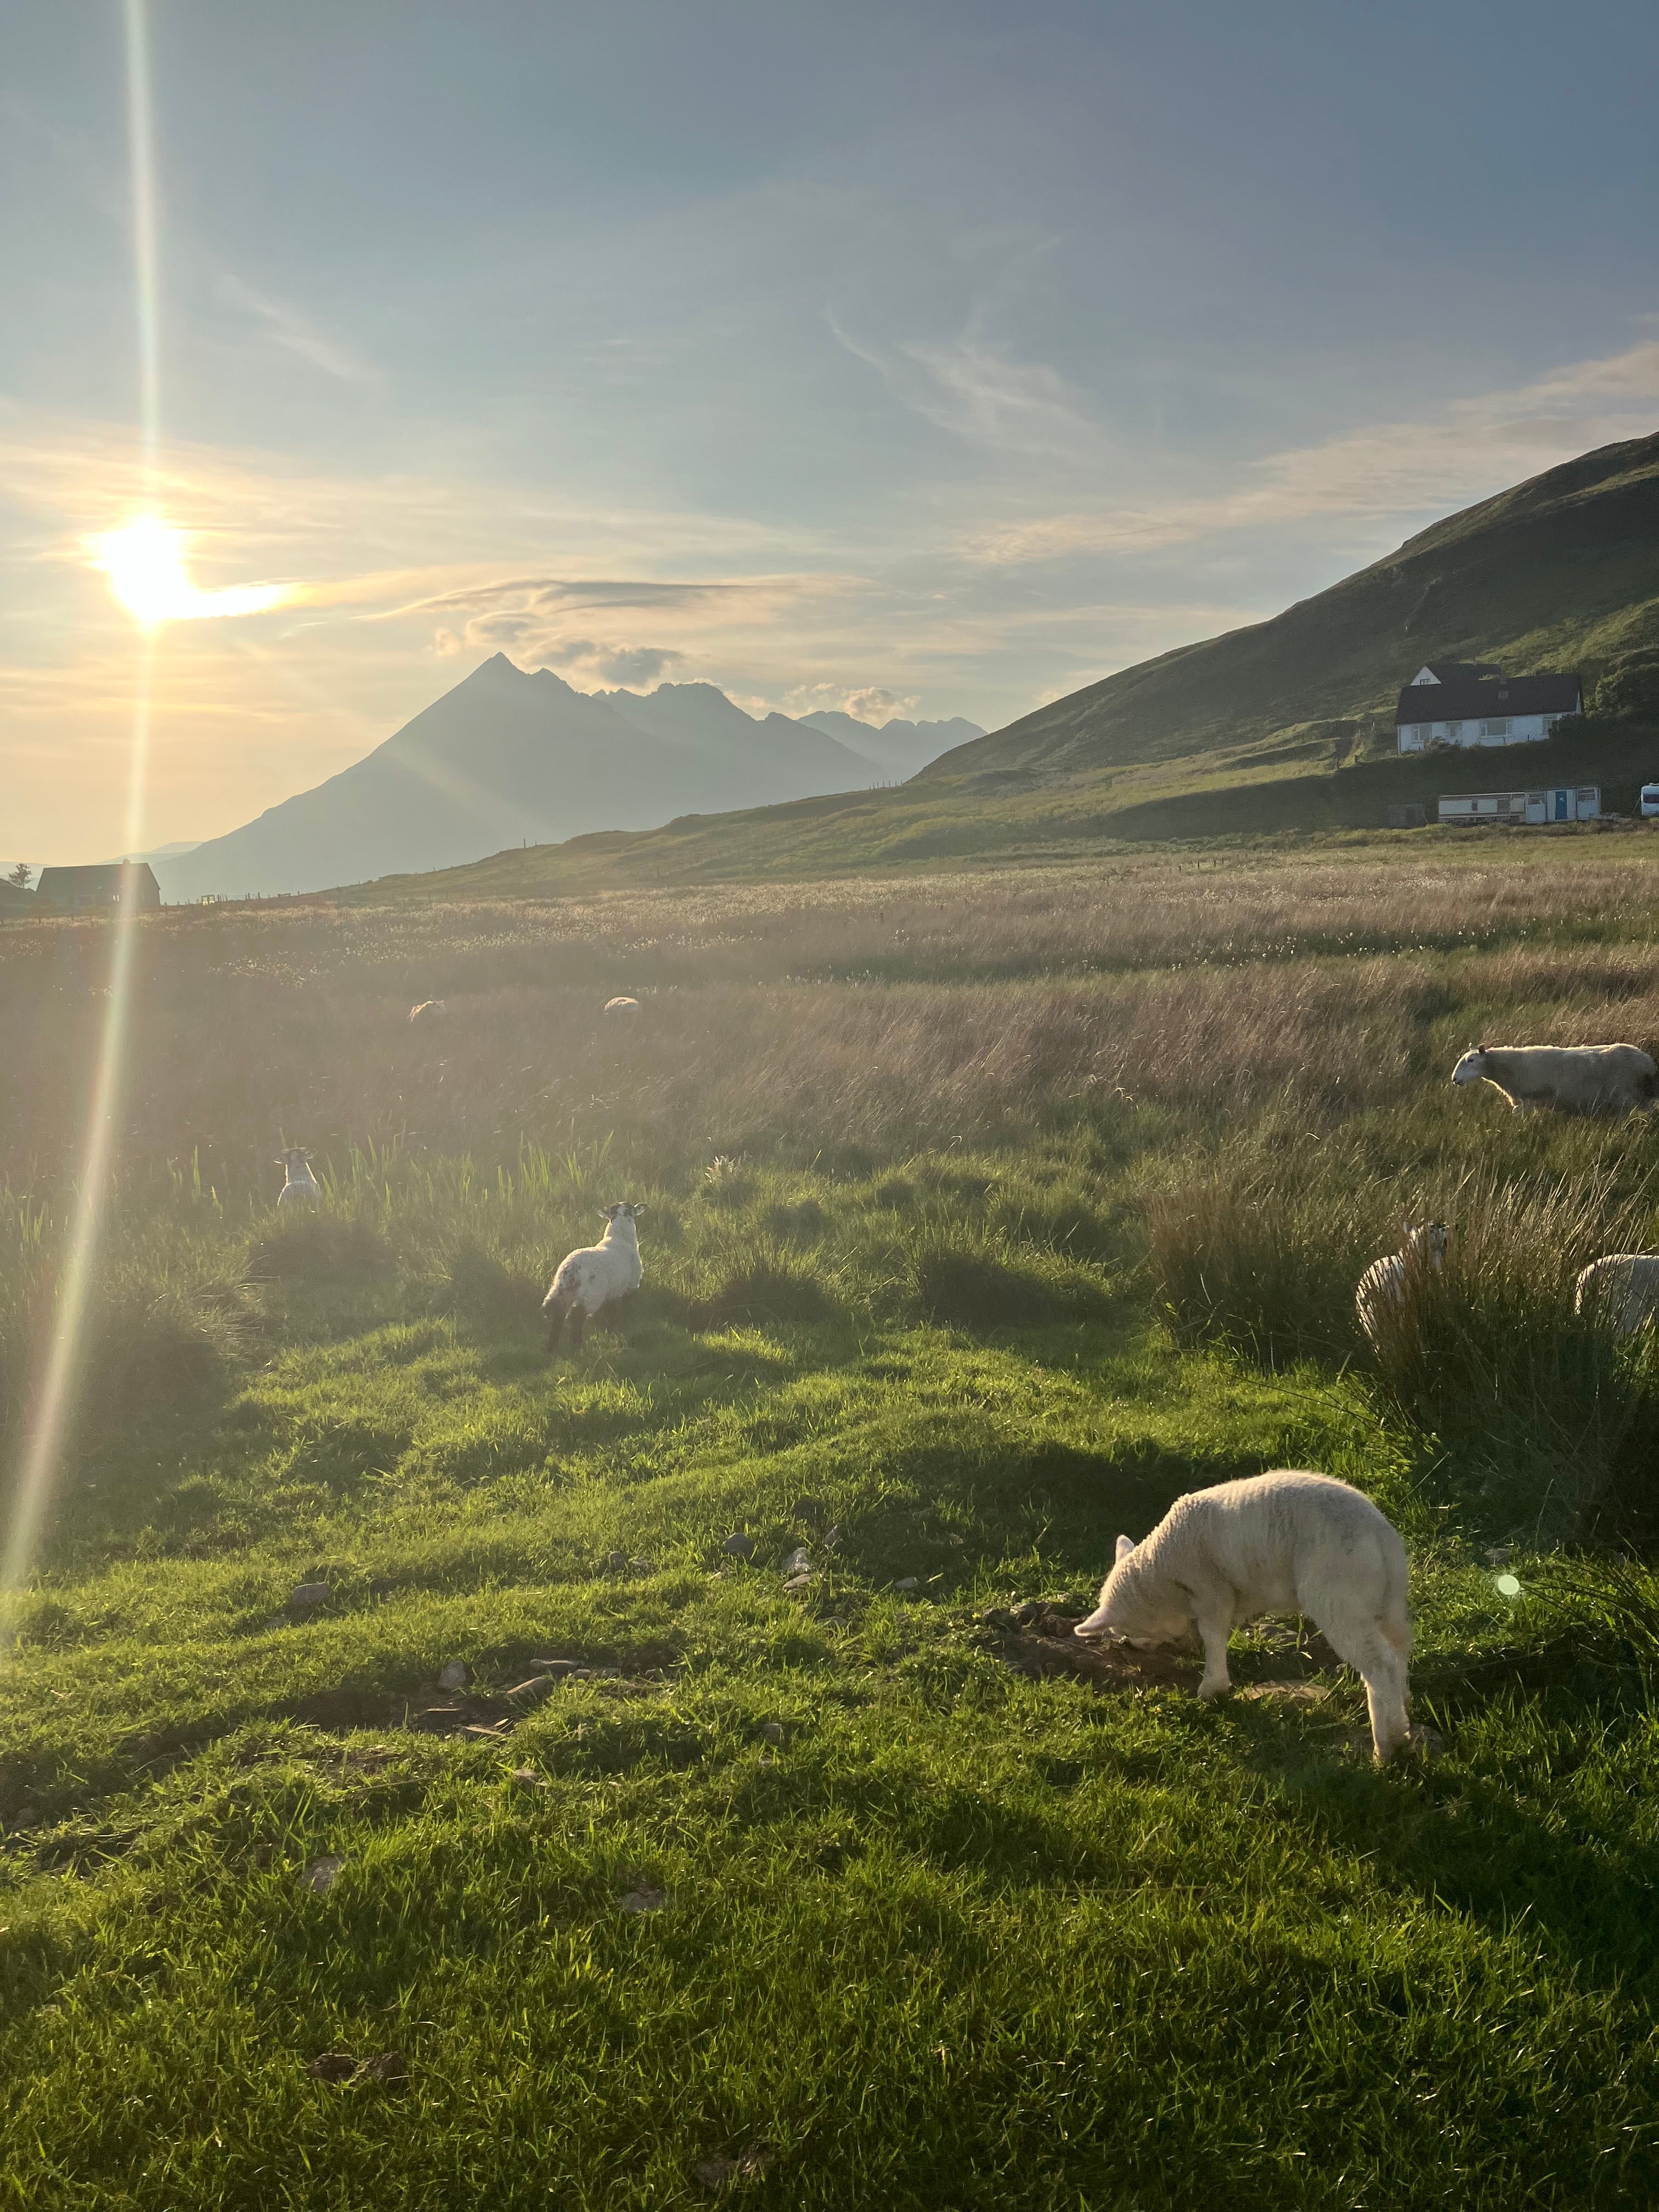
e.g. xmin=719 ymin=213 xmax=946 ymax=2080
xmin=89 ymin=515 xmax=289 ymax=625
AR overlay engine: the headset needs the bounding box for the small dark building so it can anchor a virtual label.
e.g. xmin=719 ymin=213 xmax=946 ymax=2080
xmin=34 ymin=861 xmax=161 ymax=914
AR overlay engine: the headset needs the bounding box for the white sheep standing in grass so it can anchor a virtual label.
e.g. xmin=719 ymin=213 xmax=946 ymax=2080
xmin=1075 ymin=1471 xmax=1413 ymax=1762
xmin=1574 ymin=1253 xmax=1659 ymax=1334
xmin=1451 ymin=1041 xmax=1658 ymax=1115
xmin=275 ymin=1148 xmax=320 ymax=1206
xmin=542 ymin=1202 xmax=647 ymax=1353
xmin=1355 ymin=1218 xmax=1448 ymax=1348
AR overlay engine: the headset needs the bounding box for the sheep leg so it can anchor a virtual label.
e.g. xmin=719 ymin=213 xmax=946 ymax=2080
xmin=1194 ymin=1613 xmax=1234 ymax=1701
xmin=565 ymin=1306 xmax=587 ymax=1351
xmin=1318 ymin=1612 xmax=1410 ymax=1762
xmin=544 ymin=1304 xmax=569 ymax=1357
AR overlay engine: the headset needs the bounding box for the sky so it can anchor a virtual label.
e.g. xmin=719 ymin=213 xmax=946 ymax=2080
xmin=5 ymin=0 xmax=1659 ymax=862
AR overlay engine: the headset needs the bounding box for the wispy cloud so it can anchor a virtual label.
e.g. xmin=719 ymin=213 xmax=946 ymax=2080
xmin=216 ymin=274 xmax=377 ymax=386
xmin=967 ymin=335 xmax=1659 ymax=564
xmin=828 ymin=311 xmax=1105 ymax=459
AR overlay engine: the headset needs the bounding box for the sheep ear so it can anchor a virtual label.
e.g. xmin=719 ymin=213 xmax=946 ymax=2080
xmin=631 ymin=1203 xmax=648 ymax=1217
xmin=1114 ymin=1534 xmax=1136 ymax=1564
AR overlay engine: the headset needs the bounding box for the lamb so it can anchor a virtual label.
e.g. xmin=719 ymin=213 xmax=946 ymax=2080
xmin=275 ymin=1148 xmax=320 ymax=1206
xmin=409 ymin=1000 xmax=447 ymax=1023
xmin=1355 ymin=1219 xmax=1447 ymax=1348
xmin=1574 ymin=1254 xmax=1659 ymax=1334
xmin=542 ymin=1202 xmax=647 ymax=1353
xmin=1075 ymin=1470 xmax=1413 ymax=1762
xmin=1450 ymin=1041 xmax=1658 ymax=1116
xmin=603 ymin=996 xmax=640 ymax=1015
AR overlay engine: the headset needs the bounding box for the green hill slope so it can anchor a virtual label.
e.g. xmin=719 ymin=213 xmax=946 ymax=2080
xmin=340 ymin=435 xmax=1659 ymax=901
xmin=936 ymin=430 xmax=1659 ymax=778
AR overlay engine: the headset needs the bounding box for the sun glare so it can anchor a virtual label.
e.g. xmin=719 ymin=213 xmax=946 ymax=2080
xmin=90 ymin=514 xmax=289 ymax=625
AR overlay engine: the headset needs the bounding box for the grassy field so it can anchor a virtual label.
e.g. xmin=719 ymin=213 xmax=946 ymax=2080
xmin=6 ymin=839 xmax=1659 ymax=2208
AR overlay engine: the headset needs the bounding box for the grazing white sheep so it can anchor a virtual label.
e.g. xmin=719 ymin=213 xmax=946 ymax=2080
xmin=1451 ymin=1041 xmax=1658 ymax=1115
xmin=409 ymin=999 xmax=447 ymax=1023
xmin=1075 ymin=1470 xmax=1413 ymax=1762
xmin=603 ymin=996 xmax=640 ymax=1015
xmin=1575 ymin=1253 xmax=1659 ymax=1334
xmin=1356 ymin=1219 xmax=1448 ymax=1348
xmin=542 ymin=1202 xmax=647 ymax=1353
xmin=275 ymin=1148 xmax=320 ymax=1206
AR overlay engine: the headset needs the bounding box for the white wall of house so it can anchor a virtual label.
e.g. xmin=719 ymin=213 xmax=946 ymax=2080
xmin=1397 ymin=712 xmax=1566 ymax=752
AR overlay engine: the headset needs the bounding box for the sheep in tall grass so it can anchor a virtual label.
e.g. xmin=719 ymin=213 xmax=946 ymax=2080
xmin=409 ymin=999 xmax=447 ymax=1023
xmin=1355 ymin=1219 xmax=1448 ymax=1348
xmin=275 ymin=1148 xmax=320 ymax=1206
xmin=542 ymin=1203 xmax=647 ymax=1353
xmin=1075 ymin=1471 xmax=1413 ymax=1762
xmin=1451 ymin=1042 xmax=1658 ymax=1115
xmin=1574 ymin=1254 xmax=1659 ymax=1335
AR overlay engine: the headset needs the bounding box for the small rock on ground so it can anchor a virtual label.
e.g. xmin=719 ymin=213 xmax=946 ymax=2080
xmin=289 ymin=1583 xmax=330 ymax=1609
xmin=618 ymin=1885 xmax=672 ymax=1914
xmin=693 ymin=2146 xmax=772 ymax=2191
xmin=356 ymin=2051 xmax=408 ymax=2085
xmin=308 ymin=2053 xmax=357 ymax=2083
xmin=438 ymin=1660 xmax=467 ymax=1692
xmin=722 ymin=1533 xmax=756 ymax=1558
xmin=301 ymin=1856 xmax=345 ymax=1895
xmin=781 ymin=1547 xmax=812 ymax=1576
xmin=760 ymin=1721 xmax=784 ymax=1745
xmin=509 ymin=1767 xmax=551 ymax=1791
xmin=606 ymin=1550 xmax=628 ymax=1571
xmin=892 ymin=1577 xmax=918 ymax=1592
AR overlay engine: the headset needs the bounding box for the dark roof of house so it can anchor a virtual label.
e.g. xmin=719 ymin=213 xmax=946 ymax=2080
xmin=1395 ymin=673 xmax=1582 ymax=724
xmin=36 ymin=862 xmax=160 ymax=895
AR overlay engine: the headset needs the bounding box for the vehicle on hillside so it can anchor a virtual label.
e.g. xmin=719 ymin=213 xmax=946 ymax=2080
xmin=1640 ymin=782 xmax=1659 ymax=818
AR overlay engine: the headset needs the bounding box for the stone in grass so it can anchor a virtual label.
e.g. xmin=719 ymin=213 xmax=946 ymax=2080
xmin=302 ymin=1855 xmax=345 ymax=1895
xmin=892 ymin=1577 xmax=918 ymax=1593
xmin=722 ymin=1533 xmax=756 ymax=1559
xmin=760 ymin=1722 xmax=784 ymax=1746
xmin=438 ymin=1660 xmax=468 ymax=1692
xmin=606 ymin=1550 xmax=628 ymax=1571
xmin=618 ymin=1884 xmax=672 ymax=1914
xmin=693 ymin=2145 xmax=773 ymax=2191
xmin=308 ymin=2052 xmax=357 ymax=2083
xmin=781 ymin=1547 xmax=812 ymax=1576
xmin=509 ymin=1767 xmax=551 ymax=1791
xmin=792 ymin=1496 xmax=825 ymax=1526
xmin=289 ymin=1582 xmax=330 ymax=1609
xmin=782 ymin=1573 xmax=815 ymax=1594
xmin=356 ymin=2051 xmax=409 ymax=2086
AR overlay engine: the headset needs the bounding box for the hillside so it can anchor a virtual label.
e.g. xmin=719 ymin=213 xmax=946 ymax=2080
xmin=155 ymin=662 xmax=981 ymax=901
xmin=932 ymin=430 xmax=1659 ymax=779
xmin=331 ymin=436 xmax=1659 ymax=901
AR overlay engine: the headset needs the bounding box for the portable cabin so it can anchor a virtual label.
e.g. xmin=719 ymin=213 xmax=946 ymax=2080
xmin=1437 ymin=786 xmax=1600 ymax=826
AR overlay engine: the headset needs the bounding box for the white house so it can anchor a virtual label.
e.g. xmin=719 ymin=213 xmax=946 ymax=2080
xmin=1396 ymin=662 xmax=1582 ymax=752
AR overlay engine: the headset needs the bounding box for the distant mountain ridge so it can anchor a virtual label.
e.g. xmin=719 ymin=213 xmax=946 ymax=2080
xmin=154 ymin=661 xmax=981 ymax=900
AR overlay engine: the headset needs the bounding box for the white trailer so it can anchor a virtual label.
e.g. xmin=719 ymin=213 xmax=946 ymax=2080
xmin=1438 ymin=785 xmax=1600 ymax=825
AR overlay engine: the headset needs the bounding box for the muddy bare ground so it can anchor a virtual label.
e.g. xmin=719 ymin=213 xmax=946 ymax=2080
xmin=981 ymin=1600 xmax=1345 ymax=1700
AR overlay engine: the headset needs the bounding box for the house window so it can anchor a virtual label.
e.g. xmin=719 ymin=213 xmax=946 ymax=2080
xmin=1446 ymin=721 xmax=1463 ymax=737
xmin=1481 ymin=718 xmax=1510 ymax=737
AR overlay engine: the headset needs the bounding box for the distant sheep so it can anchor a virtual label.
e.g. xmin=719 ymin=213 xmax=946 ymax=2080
xmin=604 ymin=996 xmax=640 ymax=1015
xmin=1451 ymin=1042 xmax=1658 ymax=1116
xmin=542 ymin=1202 xmax=647 ymax=1353
xmin=409 ymin=1000 xmax=447 ymax=1023
xmin=276 ymin=1148 xmax=320 ymax=1206
xmin=1074 ymin=1470 xmax=1413 ymax=1762
xmin=1356 ymin=1219 xmax=1448 ymax=1348
xmin=1575 ymin=1253 xmax=1659 ymax=1334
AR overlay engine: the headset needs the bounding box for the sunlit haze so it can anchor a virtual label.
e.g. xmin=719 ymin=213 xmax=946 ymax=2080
xmin=6 ymin=0 xmax=1659 ymax=859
